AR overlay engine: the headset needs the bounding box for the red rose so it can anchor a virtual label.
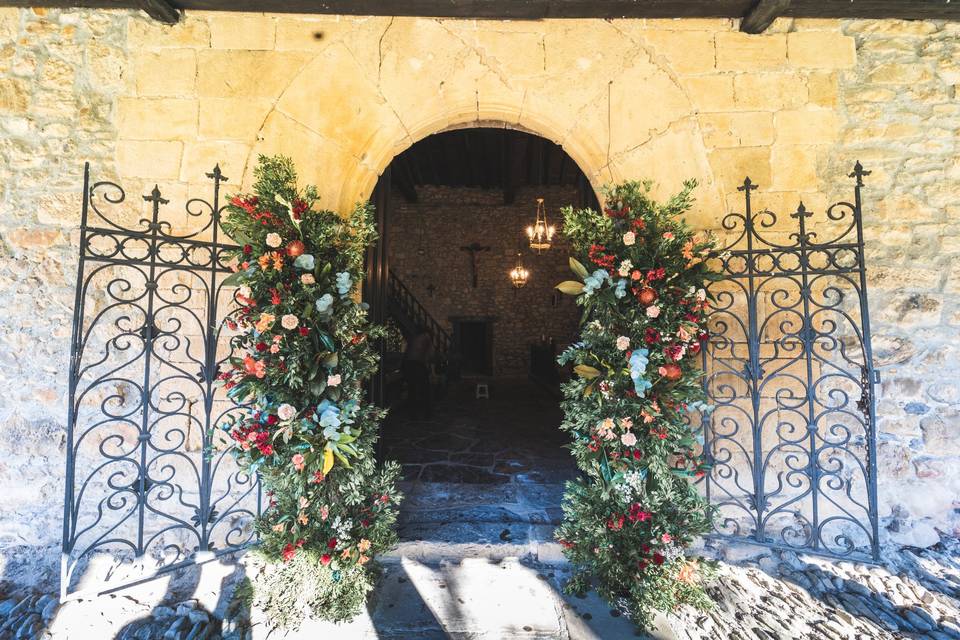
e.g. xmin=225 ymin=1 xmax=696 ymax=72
xmin=259 ymin=444 xmax=273 ymax=455
xmin=320 ymin=554 xmax=332 ymax=566
xmin=286 ymin=240 xmax=305 ymax=257
xmin=644 ymin=328 xmax=660 ymax=345
xmin=266 ymin=414 xmax=279 ymax=425
xmin=243 ymin=244 xmax=252 ymax=255
xmin=653 ymin=553 xmax=665 ymax=565
xmin=661 ymin=363 xmax=682 ymax=381
xmin=637 ymin=288 xmax=657 ymax=306
xmin=299 ymin=326 xmax=310 ymax=336
xmin=282 ymin=543 xmax=296 ymax=562
xmin=327 ymin=538 xmax=338 ymax=549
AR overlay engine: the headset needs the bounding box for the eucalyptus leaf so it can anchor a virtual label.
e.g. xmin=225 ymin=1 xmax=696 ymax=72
xmin=569 ymin=257 xmax=589 ymax=280
xmin=556 ymin=280 xmax=585 ymax=295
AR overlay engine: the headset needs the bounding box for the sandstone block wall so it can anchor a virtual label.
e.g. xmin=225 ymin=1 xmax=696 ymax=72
xmin=1 ymin=7 xmax=958 ymax=587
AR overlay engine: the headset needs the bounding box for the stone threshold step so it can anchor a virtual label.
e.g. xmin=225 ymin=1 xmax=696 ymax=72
xmin=383 ymin=539 xmax=568 ymax=565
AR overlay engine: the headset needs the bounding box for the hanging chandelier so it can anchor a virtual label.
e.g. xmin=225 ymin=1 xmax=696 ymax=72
xmin=509 ymin=252 xmax=529 ymax=289
xmin=526 ymin=198 xmax=555 ymax=254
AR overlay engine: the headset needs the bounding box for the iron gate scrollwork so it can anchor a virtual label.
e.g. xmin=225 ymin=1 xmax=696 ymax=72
xmin=701 ymin=163 xmax=880 ymax=561
xmin=62 ymin=164 xmax=259 ymax=599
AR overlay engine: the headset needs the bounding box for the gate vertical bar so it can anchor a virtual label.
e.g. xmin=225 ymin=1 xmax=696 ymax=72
xmin=850 ymin=161 xmax=881 ymax=560
xmin=739 ymin=177 xmax=766 ymax=544
xmin=793 ymin=201 xmax=820 ymax=551
xmin=199 ymin=165 xmax=226 ymax=551
xmin=61 ymin=163 xmax=91 ymax=600
xmin=137 ymin=185 xmax=167 ymax=555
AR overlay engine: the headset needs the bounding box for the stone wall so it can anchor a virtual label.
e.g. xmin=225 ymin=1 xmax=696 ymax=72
xmin=1 ymin=6 xmax=959 ymax=589
xmin=386 ymin=184 xmax=582 ymax=377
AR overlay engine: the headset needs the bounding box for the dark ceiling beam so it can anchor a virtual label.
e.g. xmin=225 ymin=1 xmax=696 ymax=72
xmin=424 ymin=136 xmax=442 ymax=185
xmin=740 ymin=0 xmax=790 ymax=33
xmin=503 ymin=134 xmax=526 ymax=205
xmin=393 ymin=155 xmax=418 ymax=202
xmin=139 ymin=0 xmax=180 ymax=22
xmin=3 ymin=0 xmax=958 ymax=21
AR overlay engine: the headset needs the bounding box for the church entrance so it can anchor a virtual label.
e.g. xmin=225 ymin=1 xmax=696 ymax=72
xmin=364 ymin=125 xmax=600 ymax=543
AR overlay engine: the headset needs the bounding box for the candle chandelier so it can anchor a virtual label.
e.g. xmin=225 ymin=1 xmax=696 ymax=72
xmin=509 ymin=252 xmax=529 ymax=289
xmin=526 ymin=198 xmax=555 ymax=254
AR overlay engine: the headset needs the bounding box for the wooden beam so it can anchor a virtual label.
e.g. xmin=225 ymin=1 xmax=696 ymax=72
xmin=740 ymin=0 xmax=790 ymax=33
xmin=3 ymin=1 xmax=959 ymax=21
xmin=138 ymin=0 xmax=180 ymax=23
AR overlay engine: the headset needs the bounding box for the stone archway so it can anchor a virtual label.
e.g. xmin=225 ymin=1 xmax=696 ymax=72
xmin=237 ymin=18 xmax=723 ymax=226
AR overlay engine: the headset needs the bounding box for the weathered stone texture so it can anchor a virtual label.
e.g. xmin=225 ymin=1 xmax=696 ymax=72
xmin=825 ymin=19 xmax=960 ymax=541
xmin=0 ymin=7 xmax=958 ymax=590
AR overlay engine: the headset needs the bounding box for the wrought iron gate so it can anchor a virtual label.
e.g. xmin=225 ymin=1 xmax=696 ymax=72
xmin=701 ymin=163 xmax=880 ymax=561
xmin=61 ymin=164 xmax=259 ymax=599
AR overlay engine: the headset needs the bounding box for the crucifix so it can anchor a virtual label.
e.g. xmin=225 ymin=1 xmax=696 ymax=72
xmin=459 ymin=242 xmax=491 ymax=288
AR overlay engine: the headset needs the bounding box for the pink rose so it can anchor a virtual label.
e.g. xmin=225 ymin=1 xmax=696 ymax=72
xmin=292 ymin=453 xmax=305 ymax=472
xmin=621 ymin=432 xmax=637 ymax=447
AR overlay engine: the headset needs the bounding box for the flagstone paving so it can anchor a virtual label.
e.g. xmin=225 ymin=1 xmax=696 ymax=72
xmin=7 ymin=383 xmax=960 ymax=638
xmin=9 ymin=536 xmax=960 ymax=639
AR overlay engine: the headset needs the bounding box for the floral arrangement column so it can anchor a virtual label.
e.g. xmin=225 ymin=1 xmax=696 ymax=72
xmin=218 ymin=156 xmax=400 ymax=627
xmin=554 ymin=179 xmax=718 ymax=627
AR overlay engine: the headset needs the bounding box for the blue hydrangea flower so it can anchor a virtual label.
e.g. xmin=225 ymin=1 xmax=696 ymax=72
xmin=316 ymin=400 xmax=342 ymax=439
xmin=315 ymin=293 xmax=334 ymax=316
xmin=336 ymin=271 xmax=353 ymax=296
xmin=583 ymin=269 xmax=610 ymax=296
xmin=629 ymin=348 xmax=652 ymax=397
xmin=294 ymin=254 xmax=315 ymax=270
xmin=614 ymin=279 xmax=628 ymax=299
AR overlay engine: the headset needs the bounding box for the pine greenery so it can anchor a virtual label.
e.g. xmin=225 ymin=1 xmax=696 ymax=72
xmin=218 ymin=155 xmax=400 ymax=629
xmin=554 ymin=180 xmax=719 ymax=628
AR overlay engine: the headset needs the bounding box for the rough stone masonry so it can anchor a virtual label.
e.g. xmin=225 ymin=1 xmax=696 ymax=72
xmin=0 ymin=7 xmax=958 ymax=590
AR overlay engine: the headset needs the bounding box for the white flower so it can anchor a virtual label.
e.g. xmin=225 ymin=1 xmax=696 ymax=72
xmin=623 ymin=231 xmax=636 ymax=246
xmin=277 ymin=404 xmax=297 ymax=421
xmin=621 ymin=432 xmax=637 ymax=447
xmin=618 ymin=260 xmax=633 ymax=277
xmin=301 ymin=274 xmax=315 ymax=285
xmin=696 ymin=288 xmax=707 ymax=302
xmin=646 ymin=305 xmax=661 ymax=319
xmin=616 ymin=336 xmax=630 ymax=351
xmin=327 ymin=374 xmax=342 ymax=387
xmin=266 ymin=233 xmax=282 ymax=248
xmin=238 ymin=285 xmax=251 ymax=298
xmin=281 ymin=314 xmax=299 ymax=330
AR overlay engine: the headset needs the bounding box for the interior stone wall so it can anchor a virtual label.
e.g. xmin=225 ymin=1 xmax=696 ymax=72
xmin=386 ymin=184 xmax=582 ymax=377
xmin=1 ymin=6 xmax=958 ymax=588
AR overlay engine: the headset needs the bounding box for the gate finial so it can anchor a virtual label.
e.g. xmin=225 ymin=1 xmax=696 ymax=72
xmin=849 ymin=161 xmax=871 ymax=187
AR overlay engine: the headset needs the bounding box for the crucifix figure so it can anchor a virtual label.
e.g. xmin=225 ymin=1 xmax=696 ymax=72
xmin=459 ymin=242 xmax=491 ymax=288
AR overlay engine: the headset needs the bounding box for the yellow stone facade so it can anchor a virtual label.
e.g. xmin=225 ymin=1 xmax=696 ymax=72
xmin=1 ymin=7 xmax=959 ymax=582
xmin=114 ymin=13 xmax=861 ymax=225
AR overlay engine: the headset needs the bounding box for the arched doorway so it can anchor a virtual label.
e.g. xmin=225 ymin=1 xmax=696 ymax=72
xmin=364 ymin=125 xmax=599 ymax=541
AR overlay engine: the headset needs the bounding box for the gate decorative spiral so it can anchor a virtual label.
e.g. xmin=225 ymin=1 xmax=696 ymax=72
xmin=61 ymin=164 xmax=259 ymax=599
xmin=701 ymin=163 xmax=880 ymax=561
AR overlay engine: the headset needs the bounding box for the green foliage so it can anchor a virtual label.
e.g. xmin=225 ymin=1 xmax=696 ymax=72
xmin=240 ymin=550 xmax=383 ymax=630
xmin=554 ymin=180 xmax=717 ymax=628
xmin=217 ymin=155 xmax=400 ymax=628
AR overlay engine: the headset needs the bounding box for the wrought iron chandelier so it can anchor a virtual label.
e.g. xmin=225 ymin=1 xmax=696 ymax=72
xmin=509 ymin=252 xmax=529 ymax=289
xmin=526 ymin=198 xmax=555 ymax=254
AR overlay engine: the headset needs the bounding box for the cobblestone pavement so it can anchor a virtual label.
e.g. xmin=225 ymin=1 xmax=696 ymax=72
xmin=5 ymin=535 xmax=960 ymax=639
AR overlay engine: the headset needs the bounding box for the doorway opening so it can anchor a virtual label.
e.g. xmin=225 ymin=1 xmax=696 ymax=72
xmin=365 ymin=126 xmax=600 ymax=543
